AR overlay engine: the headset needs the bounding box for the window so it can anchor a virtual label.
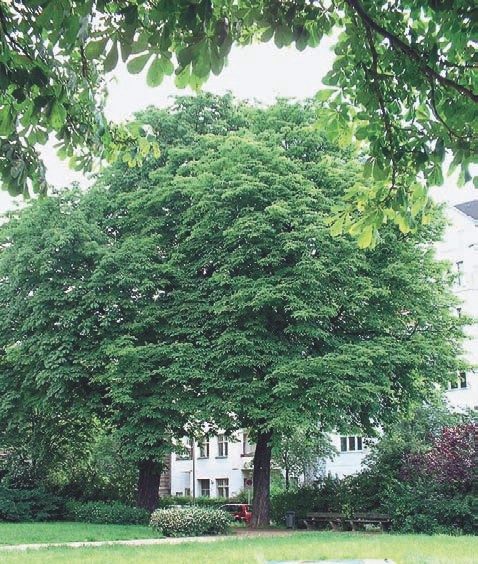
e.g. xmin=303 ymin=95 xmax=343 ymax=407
xmin=217 ymin=434 xmax=228 ymax=457
xmin=198 ymin=479 xmax=210 ymax=497
xmin=217 ymin=478 xmax=229 ymax=498
xmin=176 ymin=438 xmax=192 ymax=460
xmin=184 ymin=488 xmax=191 ymax=496
xmin=198 ymin=438 xmax=209 ymax=458
xmin=456 ymin=260 xmax=464 ymax=286
xmin=242 ymin=431 xmax=254 ymax=456
xmin=340 ymin=436 xmax=363 ymax=452
xmin=450 ymin=372 xmax=467 ymax=389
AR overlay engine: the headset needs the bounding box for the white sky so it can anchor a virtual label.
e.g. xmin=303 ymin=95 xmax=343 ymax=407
xmin=0 ymin=39 xmax=476 ymax=212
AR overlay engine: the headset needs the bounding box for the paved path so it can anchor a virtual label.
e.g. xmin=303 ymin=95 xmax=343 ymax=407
xmin=0 ymin=529 xmax=295 ymax=552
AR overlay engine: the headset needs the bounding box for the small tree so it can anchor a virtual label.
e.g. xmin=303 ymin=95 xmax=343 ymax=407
xmin=271 ymin=427 xmax=336 ymax=490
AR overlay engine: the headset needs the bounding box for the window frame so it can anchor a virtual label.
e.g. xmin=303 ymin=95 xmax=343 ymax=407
xmin=217 ymin=434 xmax=228 ymax=457
xmin=198 ymin=438 xmax=210 ymax=458
xmin=340 ymin=435 xmax=363 ymax=452
xmin=216 ymin=478 xmax=229 ymax=498
xmin=198 ymin=479 xmax=210 ymax=497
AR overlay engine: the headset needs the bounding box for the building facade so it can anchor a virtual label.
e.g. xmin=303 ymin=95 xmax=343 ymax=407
xmin=168 ymin=431 xmax=255 ymax=500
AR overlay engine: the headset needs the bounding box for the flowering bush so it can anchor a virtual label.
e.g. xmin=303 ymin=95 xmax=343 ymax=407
xmin=149 ymin=506 xmax=232 ymax=537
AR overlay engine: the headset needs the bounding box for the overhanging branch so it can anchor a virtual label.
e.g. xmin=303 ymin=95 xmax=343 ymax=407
xmin=344 ymin=0 xmax=478 ymax=104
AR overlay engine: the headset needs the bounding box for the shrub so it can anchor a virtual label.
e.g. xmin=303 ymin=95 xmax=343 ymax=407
xmin=270 ymin=477 xmax=351 ymax=525
xmin=383 ymin=479 xmax=475 ymax=534
xmin=270 ymin=486 xmax=320 ymax=525
xmin=156 ymin=495 xmax=232 ymax=509
xmin=0 ymin=485 xmax=64 ymax=522
xmin=65 ymin=500 xmax=150 ymax=525
xmin=150 ymin=506 xmax=232 ymax=537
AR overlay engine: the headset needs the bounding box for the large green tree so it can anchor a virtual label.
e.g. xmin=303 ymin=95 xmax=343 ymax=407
xmin=0 ymin=191 xmax=108 ymax=487
xmin=0 ymin=95 xmax=467 ymax=523
xmin=0 ymin=1 xmax=476 ymax=240
xmin=96 ymin=95 xmax=465 ymax=525
xmin=0 ymin=187 xmax=195 ymax=510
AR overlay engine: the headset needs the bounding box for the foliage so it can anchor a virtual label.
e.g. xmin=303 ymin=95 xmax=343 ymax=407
xmin=1 ymin=1 xmax=476 ymax=240
xmin=268 ymin=406 xmax=476 ymax=534
xmin=339 ymin=403 xmax=476 ymax=533
xmin=381 ymin=420 xmax=477 ymax=534
xmin=383 ymin=479 xmax=475 ymax=535
xmin=0 ymin=94 xmax=467 ymax=526
xmin=269 ymin=475 xmax=378 ymax=525
xmin=0 ymin=187 xmax=187 ymax=508
xmin=271 ymin=427 xmax=336 ymax=489
xmin=65 ymin=500 xmax=150 ymax=526
xmin=149 ymin=506 xmax=232 ymax=537
xmin=0 ymin=430 xmax=137 ymax=505
xmin=270 ymin=485 xmax=321 ymax=525
xmin=156 ymin=496 xmax=229 ymax=509
xmin=0 ymin=485 xmax=64 ymax=522
xmin=401 ymin=423 xmax=476 ymax=486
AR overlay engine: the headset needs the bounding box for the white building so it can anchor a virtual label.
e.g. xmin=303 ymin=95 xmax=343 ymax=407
xmin=163 ymin=201 xmax=478 ymax=493
xmin=168 ymin=431 xmax=255 ymax=500
xmin=436 ymin=200 xmax=478 ymax=412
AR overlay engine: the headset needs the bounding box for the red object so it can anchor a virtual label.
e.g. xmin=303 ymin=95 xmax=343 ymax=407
xmin=220 ymin=503 xmax=253 ymax=524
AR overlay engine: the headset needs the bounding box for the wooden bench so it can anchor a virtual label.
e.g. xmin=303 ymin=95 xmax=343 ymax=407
xmin=304 ymin=512 xmax=345 ymax=531
xmin=348 ymin=513 xmax=391 ymax=531
xmin=304 ymin=512 xmax=391 ymax=531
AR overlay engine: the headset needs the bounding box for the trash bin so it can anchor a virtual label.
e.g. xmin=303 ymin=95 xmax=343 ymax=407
xmin=285 ymin=511 xmax=295 ymax=529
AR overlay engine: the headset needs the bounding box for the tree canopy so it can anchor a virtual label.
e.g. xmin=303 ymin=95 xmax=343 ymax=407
xmin=0 ymin=1 xmax=476 ymax=241
xmin=0 ymin=95 xmax=467 ymax=522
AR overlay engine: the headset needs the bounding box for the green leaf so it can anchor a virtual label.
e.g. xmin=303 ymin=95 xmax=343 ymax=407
xmin=49 ymin=100 xmax=67 ymax=130
xmin=315 ymin=89 xmax=336 ymax=103
xmin=104 ymin=42 xmax=119 ymax=73
xmin=356 ymin=225 xmax=374 ymax=248
xmin=127 ymin=53 xmax=151 ymax=74
xmin=329 ymin=215 xmax=345 ymax=237
xmin=85 ymin=37 xmax=108 ymax=60
xmin=372 ymin=162 xmax=390 ymax=181
xmin=174 ymin=66 xmax=190 ymax=89
xmin=146 ymin=57 xmax=164 ymax=87
xmin=161 ymin=57 xmax=174 ymax=76
xmin=120 ymin=40 xmax=133 ymax=62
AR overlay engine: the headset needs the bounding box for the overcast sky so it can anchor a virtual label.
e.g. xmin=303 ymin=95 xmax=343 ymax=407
xmin=0 ymin=39 xmax=475 ymax=213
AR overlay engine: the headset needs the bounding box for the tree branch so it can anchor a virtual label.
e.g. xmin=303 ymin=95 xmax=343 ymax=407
xmin=0 ymin=4 xmax=35 ymax=62
xmin=362 ymin=24 xmax=397 ymax=187
xmin=344 ymin=0 xmax=478 ymax=104
xmin=428 ymin=81 xmax=474 ymax=142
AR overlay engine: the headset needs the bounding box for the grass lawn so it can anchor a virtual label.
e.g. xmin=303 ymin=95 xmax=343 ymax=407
xmin=0 ymin=521 xmax=159 ymax=545
xmin=0 ymin=530 xmax=476 ymax=563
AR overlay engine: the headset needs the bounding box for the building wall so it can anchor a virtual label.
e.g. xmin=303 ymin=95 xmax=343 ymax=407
xmin=436 ymin=205 xmax=478 ymax=413
xmin=169 ymin=431 xmax=254 ymax=499
xmin=322 ymin=434 xmax=371 ymax=479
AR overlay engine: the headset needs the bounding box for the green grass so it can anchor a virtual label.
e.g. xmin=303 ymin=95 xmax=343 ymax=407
xmin=0 ymin=522 xmax=159 ymax=545
xmin=0 ymin=531 xmax=477 ymax=563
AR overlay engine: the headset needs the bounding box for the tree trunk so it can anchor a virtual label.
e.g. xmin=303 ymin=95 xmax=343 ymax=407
xmin=251 ymin=430 xmax=273 ymax=528
xmin=136 ymin=459 xmax=162 ymax=511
